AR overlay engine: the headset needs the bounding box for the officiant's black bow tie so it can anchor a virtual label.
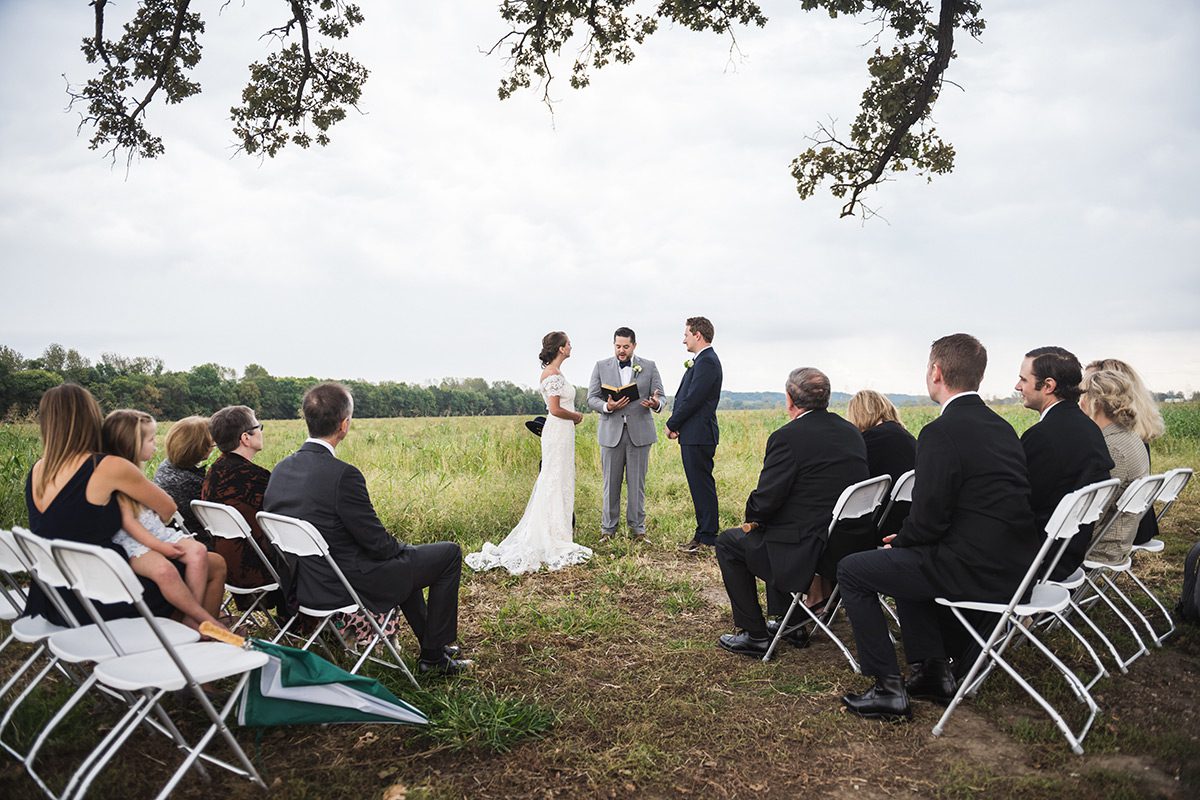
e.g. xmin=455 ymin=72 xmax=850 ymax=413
xmin=618 ymin=360 xmax=632 ymax=369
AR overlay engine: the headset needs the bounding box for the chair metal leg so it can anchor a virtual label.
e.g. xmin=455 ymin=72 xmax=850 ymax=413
xmin=762 ymin=593 xmax=800 ymax=663
xmin=1082 ymin=573 xmax=1148 ymax=670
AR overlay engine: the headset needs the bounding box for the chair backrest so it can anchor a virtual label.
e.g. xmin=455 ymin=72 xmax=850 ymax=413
xmin=256 ymin=512 xmax=330 ymax=558
xmin=890 ymin=470 xmax=916 ymax=504
xmin=829 ymin=475 xmax=892 ymax=537
xmin=1155 ymin=468 xmax=1193 ymax=505
xmin=1079 ymin=478 xmax=1121 ymax=527
xmin=1111 ymin=473 xmax=1167 ymax=518
xmin=1044 ymin=484 xmax=1102 ymax=542
xmin=0 ymin=527 xmax=29 ymax=573
xmin=50 ymin=540 xmax=146 ymax=606
xmin=11 ymin=527 xmax=74 ymax=590
xmin=192 ymin=500 xmax=254 ymax=540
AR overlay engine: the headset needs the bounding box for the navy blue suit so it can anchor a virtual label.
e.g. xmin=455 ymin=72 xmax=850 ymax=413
xmin=667 ymin=347 xmax=723 ymax=543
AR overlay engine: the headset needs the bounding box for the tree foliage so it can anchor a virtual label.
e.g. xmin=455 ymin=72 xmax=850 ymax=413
xmin=0 ymin=343 xmax=548 ymax=421
xmin=67 ymin=1 xmax=982 ymax=215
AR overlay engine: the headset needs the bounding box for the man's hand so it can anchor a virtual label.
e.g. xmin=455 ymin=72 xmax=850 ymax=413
xmin=606 ymin=396 xmax=631 ymax=412
xmin=639 ymin=393 xmax=660 ymax=410
xmin=666 ymin=426 xmax=679 ymax=440
xmin=881 ymin=534 xmax=897 ymax=550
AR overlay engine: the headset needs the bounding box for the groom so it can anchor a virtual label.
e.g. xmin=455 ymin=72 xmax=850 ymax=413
xmin=666 ymin=316 xmax=723 ymax=553
xmin=587 ymin=327 xmax=665 ymax=541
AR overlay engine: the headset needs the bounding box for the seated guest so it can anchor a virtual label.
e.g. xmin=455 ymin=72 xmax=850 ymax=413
xmin=152 ymin=415 xmax=214 ymax=542
xmin=263 ymin=383 xmax=470 ymax=675
xmin=838 ymin=334 xmax=1038 ymax=720
xmin=847 ymin=389 xmax=916 ymax=536
xmin=202 ymin=405 xmax=293 ymax=616
xmin=1084 ymin=358 xmax=1165 ymax=546
xmin=1015 ymin=347 xmax=1113 ymax=580
xmin=1079 ymin=369 xmax=1151 ymax=566
xmin=715 ymin=368 xmax=869 ymax=657
xmin=23 ymin=384 xmax=193 ymax=626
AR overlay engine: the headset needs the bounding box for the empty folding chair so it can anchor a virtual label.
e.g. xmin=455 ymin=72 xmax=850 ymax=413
xmin=191 ymin=500 xmax=282 ymax=633
xmin=49 ymin=539 xmax=269 ymax=800
xmin=1126 ymin=467 xmax=1193 ymax=645
xmin=256 ymin=511 xmax=419 ymax=687
xmin=763 ymin=475 xmax=892 ymax=670
xmin=932 ymin=484 xmax=1103 ymax=755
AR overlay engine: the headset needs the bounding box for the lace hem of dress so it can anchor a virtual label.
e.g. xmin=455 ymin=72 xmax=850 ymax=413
xmin=465 ymin=541 xmax=593 ymax=576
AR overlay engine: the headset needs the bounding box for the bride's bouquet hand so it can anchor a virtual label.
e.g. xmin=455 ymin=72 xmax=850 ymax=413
xmin=573 ymin=412 xmax=584 ymax=425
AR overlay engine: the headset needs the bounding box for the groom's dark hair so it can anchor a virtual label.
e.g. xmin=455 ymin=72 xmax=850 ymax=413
xmin=686 ymin=316 xmax=714 ymax=343
xmin=303 ymin=382 xmax=353 ymax=438
xmin=613 ymin=327 xmax=636 ymax=343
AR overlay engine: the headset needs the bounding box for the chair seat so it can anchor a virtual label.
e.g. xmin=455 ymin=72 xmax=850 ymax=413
xmin=226 ymin=582 xmax=280 ymax=595
xmin=1049 ymin=568 xmax=1085 ymax=590
xmin=937 ymin=584 xmax=1070 ymax=616
xmin=298 ymin=603 xmax=358 ymax=618
xmin=1083 ymin=558 xmax=1132 ymax=572
xmin=12 ymin=615 xmax=68 ymax=643
xmin=1132 ymin=539 xmax=1165 ymax=554
xmin=49 ymin=617 xmax=199 ymax=663
xmin=95 ymin=642 xmax=269 ymax=692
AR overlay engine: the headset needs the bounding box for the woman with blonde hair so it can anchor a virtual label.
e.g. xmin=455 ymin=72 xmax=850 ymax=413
xmin=152 ymin=415 xmax=214 ymax=540
xmin=1084 ymin=358 xmax=1164 ymax=545
xmin=1080 ymin=369 xmax=1151 ymax=565
xmin=23 ymin=385 xmax=184 ymax=625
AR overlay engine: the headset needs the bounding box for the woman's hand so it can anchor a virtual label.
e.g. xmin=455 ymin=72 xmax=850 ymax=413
xmin=156 ymin=540 xmax=187 ymax=558
xmin=573 ymin=412 xmax=583 ymax=425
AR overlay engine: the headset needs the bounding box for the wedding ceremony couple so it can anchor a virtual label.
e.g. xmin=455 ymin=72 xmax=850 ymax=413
xmin=465 ymin=317 xmax=723 ymax=574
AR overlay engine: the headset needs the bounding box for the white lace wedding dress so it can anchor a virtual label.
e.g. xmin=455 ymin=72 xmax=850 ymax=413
xmin=466 ymin=373 xmax=593 ymax=575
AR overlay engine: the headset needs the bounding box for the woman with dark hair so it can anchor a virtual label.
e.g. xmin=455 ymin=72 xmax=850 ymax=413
xmin=466 ymin=331 xmax=592 ymax=574
xmin=22 ymin=384 xmax=189 ymax=625
xmin=152 ymin=415 xmax=213 ymax=541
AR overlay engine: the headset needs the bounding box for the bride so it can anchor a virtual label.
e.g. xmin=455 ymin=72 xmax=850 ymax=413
xmin=466 ymin=331 xmax=593 ymax=575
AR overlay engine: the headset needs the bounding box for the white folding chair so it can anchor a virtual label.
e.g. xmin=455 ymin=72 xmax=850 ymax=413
xmin=875 ymin=469 xmax=915 ymax=534
xmin=256 ymin=511 xmax=419 ymax=687
xmin=1075 ymin=473 xmax=1168 ymax=669
xmin=0 ymin=528 xmax=31 ymax=660
xmin=9 ymin=531 xmax=201 ymax=800
xmin=1125 ymin=467 xmax=1192 ymax=645
xmin=49 ymin=539 xmax=269 ymax=800
xmin=932 ymin=484 xmax=1104 ymax=755
xmin=763 ymin=475 xmax=892 ymax=670
xmin=191 ymin=500 xmax=283 ymax=633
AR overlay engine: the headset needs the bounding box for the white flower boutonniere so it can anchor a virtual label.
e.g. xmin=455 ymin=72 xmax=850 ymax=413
xmin=632 ymin=363 xmax=643 ymax=374
xmin=684 ymin=359 xmax=695 ymax=369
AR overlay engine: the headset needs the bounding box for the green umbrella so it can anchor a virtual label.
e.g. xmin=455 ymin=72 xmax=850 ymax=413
xmin=201 ymin=623 xmax=428 ymax=727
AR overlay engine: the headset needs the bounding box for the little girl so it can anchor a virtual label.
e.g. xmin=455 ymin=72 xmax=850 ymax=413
xmin=102 ymin=409 xmax=224 ymax=631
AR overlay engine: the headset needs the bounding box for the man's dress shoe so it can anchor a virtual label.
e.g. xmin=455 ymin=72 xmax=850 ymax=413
xmin=678 ymin=538 xmax=706 ymax=554
xmin=905 ymin=658 xmax=957 ymax=706
xmin=841 ymin=675 xmax=912 ymax=721
xmin=718 ymin=630 xmax=771 ymax=657
xmin=418 ymin=655 xmax=474 ymax=676
xmin=766 ymin=617 xmax=811 ymax=649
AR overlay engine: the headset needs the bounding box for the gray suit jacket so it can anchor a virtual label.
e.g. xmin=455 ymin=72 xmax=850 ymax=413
xmin=587 ymin=356 xmax=665 ymax=448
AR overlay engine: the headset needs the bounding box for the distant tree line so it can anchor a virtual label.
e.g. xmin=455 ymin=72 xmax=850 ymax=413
xmin=0 ymin=343 xmax=548 ymax=421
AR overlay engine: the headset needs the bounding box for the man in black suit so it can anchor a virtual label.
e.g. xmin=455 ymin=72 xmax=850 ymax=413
xmin=838 ymin=334 xmax=1038 ymax=719
xmin=1016 ymin=347 xmax=1113 ymax=580
xmin=264 ymin=382 xmax=470 ymax=675
xmin=666 ymin=316 xmax=723 ymax=553
xmin=714 ymin=368 xmax=870 ymax=656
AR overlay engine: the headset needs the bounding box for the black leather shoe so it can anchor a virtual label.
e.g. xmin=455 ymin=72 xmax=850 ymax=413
xmin=678 ymin=538 xmax=703 ymax=553
xmin=905 ymin=658 xmax=957 ymax=705
xmin=841 ymin=675 xmax=912 ymax=721
xmin=418 ymin=656 xmax=475 ymax=676
xmin=718 ymin=630 xmax=771 ymax=657
xmin=766 ymin=618 xmax=811 ymax=649
xmin=443 ymin=644 xmax=462 ymax=659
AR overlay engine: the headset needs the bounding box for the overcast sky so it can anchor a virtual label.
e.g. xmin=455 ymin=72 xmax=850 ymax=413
xmin=1 ymin=1 xmax=1197 ymax=399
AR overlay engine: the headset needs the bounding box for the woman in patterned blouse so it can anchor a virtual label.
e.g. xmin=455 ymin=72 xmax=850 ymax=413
xmin=152 ymin=416 xmax=213 ymax=541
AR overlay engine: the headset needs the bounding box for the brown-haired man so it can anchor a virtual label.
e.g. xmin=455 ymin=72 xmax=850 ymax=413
xmin=666 ymin=316 xmax=723 ymax=553
xmin=837 ymin=334 xmax=1038 ymax=719
xmin=264 ymin=382 xmax=470 ymax=675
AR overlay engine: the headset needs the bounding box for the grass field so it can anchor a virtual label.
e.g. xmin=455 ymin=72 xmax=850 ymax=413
xmin=1 ymin=404 xmax=1198 ymax=799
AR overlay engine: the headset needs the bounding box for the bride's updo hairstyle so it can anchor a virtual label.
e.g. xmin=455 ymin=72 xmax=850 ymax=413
xmin=539 ymin=331 xmax=568 ymax=366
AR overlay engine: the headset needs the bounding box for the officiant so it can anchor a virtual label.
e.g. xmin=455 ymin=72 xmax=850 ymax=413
xmin=587 ymin=327 xmax=666 ymax=541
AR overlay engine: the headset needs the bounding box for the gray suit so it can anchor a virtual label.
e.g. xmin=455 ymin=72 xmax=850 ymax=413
xmin=587 ymin=356 xmax=665 ymax=534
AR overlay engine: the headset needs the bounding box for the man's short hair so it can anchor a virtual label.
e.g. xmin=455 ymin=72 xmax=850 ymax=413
xmin=930 ymin=333 xmax=987 ymax=392
xmin=686 ymin=316 xmax=714 ymax=343
xmin=1026 ymin=346 xmax=1083 ymax=403
xmin=165 ymin=415 xmax=214 ymax=465
xmin=303 ymin=382 xmax=353 ymax=438
xmin=614 ymin=326 xmax=636 ymax=344
xmin=209 ymin=405 xmax=257 ymax=454
xmin=786 ymin=368 xmax=831 ymax=410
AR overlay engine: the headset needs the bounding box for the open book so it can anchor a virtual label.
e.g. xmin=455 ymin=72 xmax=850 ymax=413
xmin=601 ymin=382 xmax=640 ymax=402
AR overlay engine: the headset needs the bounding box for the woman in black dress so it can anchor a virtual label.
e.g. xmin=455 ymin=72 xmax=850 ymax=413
xmin=847 ymin=390 xmax=917 ymax=536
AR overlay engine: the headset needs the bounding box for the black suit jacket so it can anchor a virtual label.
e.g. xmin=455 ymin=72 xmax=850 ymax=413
xmin=263 ymin=442 xmax=412 ymax=614
xmin=1021 ymin=401 xmax=1114 ymax=578
xmin=666 ymin=347 xmax=722 ymax=445
xmin=863 ymin=420 xmax=917 ymax=535
xmin=744 ymin=409 xmax=870 ymax=590
xmin=893 ymin=395 xmax=1039 ymax=602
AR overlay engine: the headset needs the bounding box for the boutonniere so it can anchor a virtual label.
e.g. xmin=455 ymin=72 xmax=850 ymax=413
xmin=632 ymin=363 xmax=643 ymax=374
xmin=684 ymin=359 xmax=695 ymax=369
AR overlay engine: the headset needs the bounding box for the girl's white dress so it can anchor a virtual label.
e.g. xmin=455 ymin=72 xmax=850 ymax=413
xmin=113 ymin=506 xmax=186 ymax=559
